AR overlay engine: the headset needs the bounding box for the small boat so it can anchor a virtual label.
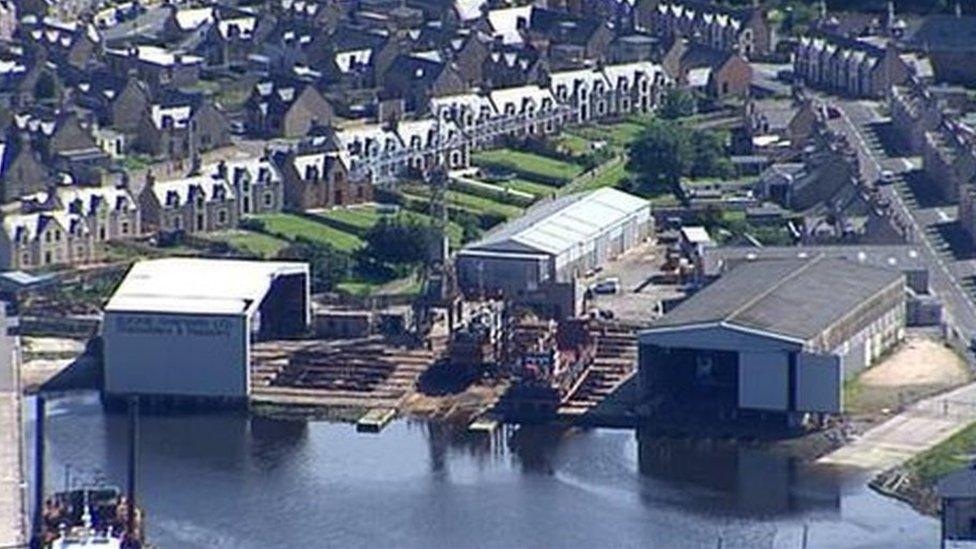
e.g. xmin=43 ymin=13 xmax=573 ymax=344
xmin=41 ymin=485 xmax=144 ymax=549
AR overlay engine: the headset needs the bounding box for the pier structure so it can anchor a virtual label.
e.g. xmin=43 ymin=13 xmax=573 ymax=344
xmin=0 ymin=307 xmax=26 ymax=549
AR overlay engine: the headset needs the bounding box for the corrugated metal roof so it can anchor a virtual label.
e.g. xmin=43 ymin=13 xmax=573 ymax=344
xmin=466 ymin=188 xmax=649 ymax=256
xmin=646 ymin=257 xmax=903 ymax=342
xmin=105 ymin=258 xmax=307 ymax=316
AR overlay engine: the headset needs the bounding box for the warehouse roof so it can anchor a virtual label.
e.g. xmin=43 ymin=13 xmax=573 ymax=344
xmin=646 ymin=256 xmax=903 ymax=343
xmin=702 ymin=244 xmax=927 ymax=278
xmin=465 ymin=188 xmax=648 ymax=256
xmin=105 ymin=258 xmax=308 ymax=316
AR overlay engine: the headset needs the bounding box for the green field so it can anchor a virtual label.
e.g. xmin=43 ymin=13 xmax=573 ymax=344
xmin=254 ymin=213 xmax=364 ymax=252
xmin=205 ymin=229 xmax=289 ymax=258
xmin=472 ymin=149 xmax=583 ymax=183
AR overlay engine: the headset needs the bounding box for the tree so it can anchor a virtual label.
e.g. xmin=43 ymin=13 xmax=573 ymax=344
xmin=34 ymin=71 xmax=58 ymax=102
xmin=452 ymin=210 xmax=482 ymax=243
xmin=363 ymin=218 xmax=439 ymax=265
xmin=659 ymin=88 xmax=698 ymax=119
xmin=689 ymin=129 xmax=733 ymax=180
xmin=627 ymin=119 xmax=692 ymax=194
xmin=276 ymin=238 xmax=351 ymax=293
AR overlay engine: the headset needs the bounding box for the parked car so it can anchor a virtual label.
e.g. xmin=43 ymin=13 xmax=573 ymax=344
xmin=878 ymin=170 xmax=896 ymax=185
xmin=590 ymin=277 xmax=620 ymax=295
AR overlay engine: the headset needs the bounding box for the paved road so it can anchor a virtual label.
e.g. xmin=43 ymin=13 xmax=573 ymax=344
xmin=0 ymin=329 xmax=25 ymax=549
xmin=830 ymin=99 xmax=976 ymax=342
xmin=819 ymin=380 xmax=976 ymax=470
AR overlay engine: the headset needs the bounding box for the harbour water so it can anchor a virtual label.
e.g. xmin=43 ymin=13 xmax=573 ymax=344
xmin=27 ymin=392 xmax=937 ymax=548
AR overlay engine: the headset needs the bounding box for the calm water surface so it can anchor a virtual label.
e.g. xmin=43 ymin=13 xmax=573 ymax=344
xmin=26 ymin=392 xmax=937 ymax=548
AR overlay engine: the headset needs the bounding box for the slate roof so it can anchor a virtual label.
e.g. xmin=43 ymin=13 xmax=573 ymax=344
xmin=648 ymin=256 xmax=903 ymax=342
xmin=529 ymin=8 xmax=605 ymax=46
xmin=903 ymin=15 xmax=976 ymax=52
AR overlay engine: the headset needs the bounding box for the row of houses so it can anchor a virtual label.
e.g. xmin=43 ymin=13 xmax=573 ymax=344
xmin=0 ymin=155 xmax=284 ymax=270
xmin=888 ymin=74 xmax=976 ymax=246
xmin=0 ymin=56 xmax=669 ymax=270
xmin=793 ymin=32 xmax=913 ymax=99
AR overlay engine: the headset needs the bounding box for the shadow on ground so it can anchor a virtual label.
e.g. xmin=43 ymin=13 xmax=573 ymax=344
xmin=902 ymin=169 xmax=953 ymax=209
xmin=865 ymin=120 xmax=912 ymax=158
xmin=932 ymin=221 xmax=975 ymax=261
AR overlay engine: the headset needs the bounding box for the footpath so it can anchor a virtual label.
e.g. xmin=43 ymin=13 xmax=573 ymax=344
xmin=819 ymin=381 xmax=976 ymax=470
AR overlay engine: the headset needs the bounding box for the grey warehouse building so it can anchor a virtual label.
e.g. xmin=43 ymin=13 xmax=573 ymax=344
xmin=456 ymin=187 xmax=652 ymax=314
xmin=639 ymin=256 xmax=905 ymax=422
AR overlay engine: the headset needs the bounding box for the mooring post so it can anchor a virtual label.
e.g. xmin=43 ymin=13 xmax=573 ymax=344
xmin=30 ymin=394 xmax=45 ymax=548
xmin=126 ymin=395 xmax=139 ymax=539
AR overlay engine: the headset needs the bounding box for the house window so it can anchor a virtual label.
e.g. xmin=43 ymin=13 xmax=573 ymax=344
xmin=263 ymin=192 xmax=273 ymax=207
xmin=121 ymin=222 xmax=129 ymax=235
xmin=196 ymin=213 xmax=205 ymax=231
xmin=99 ymin=227 xmax=106 ymax=241
xmin=44 ymin=231 xmax=51 ymax=243
xmin=21 ymin=253 xmax=28 ymax=266
xmin=218 ymin=209 xmax=227 ymax=224
xmin=722 ymin=81 xmax=730 ymax=95
xmin=43 ymin=251 xmax=52 ymax=265
xmin=54 ymin=230 xmax=61 ymax=242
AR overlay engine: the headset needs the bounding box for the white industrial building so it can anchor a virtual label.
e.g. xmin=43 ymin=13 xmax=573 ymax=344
xmin=456 ymin=188 xmax=652 ymax=306
xmin=639 ymin=256 xmax=905 ymax=423
xmin=102 ymin=258 xmax=309 ymax=405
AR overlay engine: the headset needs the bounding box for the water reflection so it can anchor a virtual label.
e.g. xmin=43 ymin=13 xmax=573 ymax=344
xmin=25 ymin=393 xmax=938 ymax=549
xmin=637 ymin=431 xmax=843 ymax=517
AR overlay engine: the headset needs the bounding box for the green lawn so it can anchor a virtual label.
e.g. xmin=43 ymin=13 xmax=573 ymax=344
xmin=254 ymin=213 xmax=364 ymax=252
xmin=500 ymin=178 xmax=560 ymax=198
xmin=316 ymin=207 xmax=381 ymax=233
xmin=446 ymin=190 xmax=523 ymax=219
xmin=568 ymin=120 xmax=648 ymax=150
xmin=554 ymin=134 xmax=592 ymax=156
xmin=316 ymin=206 xmax=465 ymax=245
xmin=562 ymin=158 xmax=630 ymax=195
xmin=205 ymin=229 xmax=289 ymax=258
xmin=472 ymin=149 xmax=583 ymax=183
xmin=905 ymin=422 xmax=976 ymax=484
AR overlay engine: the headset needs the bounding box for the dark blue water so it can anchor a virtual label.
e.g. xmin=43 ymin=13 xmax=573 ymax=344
xmin=27 ymin=392 xmax=937 ymax=548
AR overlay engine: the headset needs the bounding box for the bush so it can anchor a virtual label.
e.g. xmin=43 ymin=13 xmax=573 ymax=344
xmin=363 ymin=218 xmax=441 ymax=265
xmin=659 ymin=88 xmax=698 ymax=119
xmin=276 ymin=237 xmax=353 ymax=293
xmin=239 ymin=217 xmax=266 ymax=232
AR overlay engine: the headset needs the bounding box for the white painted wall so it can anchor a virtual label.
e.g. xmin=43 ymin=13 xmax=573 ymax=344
xmin=103 ymin=312 xmax=247 ymax=398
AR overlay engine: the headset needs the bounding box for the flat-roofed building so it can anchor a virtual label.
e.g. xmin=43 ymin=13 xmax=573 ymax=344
xmin=639 ymin=256 xmax=905 ymax=424
xmin=102 ymin=258 xmax=310 ymax=405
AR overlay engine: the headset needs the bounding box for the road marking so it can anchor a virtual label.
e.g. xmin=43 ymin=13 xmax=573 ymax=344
xmin=839 ymin=104 xmax=976 ymax=330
